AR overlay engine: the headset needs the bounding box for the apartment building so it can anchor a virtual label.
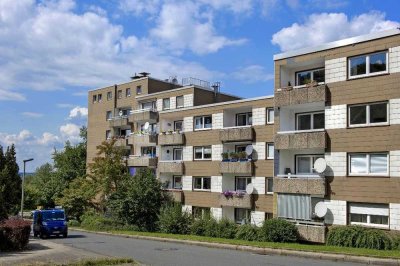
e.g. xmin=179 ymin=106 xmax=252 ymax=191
xmin=273 ymin=29 xmax=400 ymax=242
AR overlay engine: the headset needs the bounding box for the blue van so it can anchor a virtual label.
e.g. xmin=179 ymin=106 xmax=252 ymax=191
xmin=32 ymin=209 xmax=68 ymax=238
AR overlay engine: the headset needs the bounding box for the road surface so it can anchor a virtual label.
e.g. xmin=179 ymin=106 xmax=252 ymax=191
xmin=45 ymin=230 xmax=364 ymax=266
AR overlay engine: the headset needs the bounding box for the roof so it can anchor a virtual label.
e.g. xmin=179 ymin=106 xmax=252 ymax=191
xmin=274 ymin=28 xmax=400 ymax=61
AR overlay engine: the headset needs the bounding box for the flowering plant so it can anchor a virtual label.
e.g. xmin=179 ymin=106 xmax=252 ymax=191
xmin=221 ymin=190 xmax=245 ymax=198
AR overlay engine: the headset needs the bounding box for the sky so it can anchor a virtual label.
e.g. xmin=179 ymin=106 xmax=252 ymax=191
xmin=0 ymin=0 xmax=399 ymax=172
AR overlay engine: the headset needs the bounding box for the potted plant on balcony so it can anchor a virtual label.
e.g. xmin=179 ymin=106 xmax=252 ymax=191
xmin=221 ymin=152 xmax=229 ymax=162
xmin=306 ymin=80 xmax=318 ymax=88
xmin=166 ymin=130 xmax=173 ymax=135
xmin=230 ymin=152 xmax=239 ymax=162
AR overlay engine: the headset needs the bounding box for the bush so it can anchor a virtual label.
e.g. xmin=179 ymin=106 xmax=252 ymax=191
xmin=258 ymin=218 xmax=298 ymax=243
xmin=80 ymin=213 xmax=139 ymax=231
xmin=327 ymin=226 xmax=394 ymax=250
xmin=216 ymin=218 xmax=237 ymax=239
xmin=158 ymin=204 xmax=192 ymax=234
xmin=68 ymin=219 xmax=81 ymax=227
xmin=190 ymin=216 xmax=218 ymax=237
xmin=235 ymin=224 xmax=260 ymax=241
xmin=0 ymin=219 xmax=31 ymax=251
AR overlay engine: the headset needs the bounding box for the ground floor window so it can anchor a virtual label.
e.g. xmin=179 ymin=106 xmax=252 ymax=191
xmin=349 ymin=203 xmax=389 ymax=228
xmin=173 ymin=176 xmax=182 ymax=189
xmin=234 ymin=208 xmax=251 ymax=224
xmin=192 ymin=206 xmax=210 ymax=219
xmin=265 ymin=212 xmax=273 ymax=220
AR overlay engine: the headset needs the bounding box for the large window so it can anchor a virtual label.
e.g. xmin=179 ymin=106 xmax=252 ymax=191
xmin=173 ymin=148 xmax=183 ymax=161
xmin=194 ymin=146 xmax=212 ymax=160
xmin=349 ymin=153 xmax=388 ymax=176
xmin=349 ymin=51 xmax=388 ymax=78
xmin=163 ymin=98 xmax=170 ymax=110
xmin=296 ymin=155 xmax=324 ymax=174
xmin=141 ymin=146 xmax=156 ymax=157
xmin=141 ymin=101 xmax=156 ymax=110
xmin=296 ymin=68 xmax=325 ymax=86
xmin=192 ymin=207 xmax=210 ymax=219
xmin=176 ymin=96 xmax=184 ymax=108
xmin=235 ymin=177 xmax=251 ymax=191
xmin=193 ymin=177 xmax=211 ymax=190
xmin=349 ymin=203 xmax=389 ymax=228
xmin=267 ymin=143 xmax=274 ymax=159
xmin=348 ymin=102 xmax=388 ymax=127
xmin=296 ymin=111 xmax=325 ymax=130
xmin=173 ymin=176 xmax=182 ymax=189
xmin=234 ymin=208 xmax=251 ymax=224
xmin=194 ymin=115 xmax=212 ymax=130
xmin=236 ymin=112 xmax=252 ymax=126
xmin=267 ymin=108 xmax=274 ymax=124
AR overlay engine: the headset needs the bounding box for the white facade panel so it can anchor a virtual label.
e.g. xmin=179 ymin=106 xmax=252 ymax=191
xmin=182 ymin=205 xmax=192 ymax=214
xmin=212 ymin=144 xmax=223 ymax=161
xmin=252 ymin=107 xmax=266 ymax=126
xmin=389 ymin=46 xmax=400 ymax=74
xmin=253 ymin=142 xmax=266 ymax=160
xmin=222 ymin=207 xmax=235 ymax=221
xmin=211 ymin=176 xmax=222 ymax=193
xmin=211 ymin=207 xmax=223 ymax=221
xmin=390 ymin=203 xmax=400 ymax=230
xmin=183 ymin=146 xmax=193 ymax=161
xmin=222 ymin=174 xmax=235 ymax=192
xmin=250 ymin=211 xmax=265 ymax=226
xmin=156 ymin=99 xmax=163 ymax=111
xmin=182 ymin=175 xmax=192 ymax=191
xmin=324 ymin=200 xmax=347 ymax=225
xmin=183 ymin=117 xmax=193 ymax=132
xmin=170 ymin=96 xmax=176 ymax=110
xmin=252 ymin=177 xmax=265 ymax=195
xmin=184 ymin=94 xmax=194 ymax=107
xmin=390 ymin=98 xmax=400 ymax=125
xmin=325 ymin=105 xmax=347 ymax=129
xmin=325 ymin=57 xmax=346 ymax=83
xmin=324 ymin=152 xmax=347 ymax=177
xmin=390 ymin=150 xmax=400 ymax=177
xmin=212 ymin=113 xmax=223 ymax=129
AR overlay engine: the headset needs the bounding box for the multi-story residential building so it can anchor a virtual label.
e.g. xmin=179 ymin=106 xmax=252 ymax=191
xmin=273 ymin=29 xmax=400 ymax=242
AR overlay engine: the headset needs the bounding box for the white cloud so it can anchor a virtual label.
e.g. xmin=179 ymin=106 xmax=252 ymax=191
xmin=272 ymin=11 xmax=400 ymax=52
xmin=59 ymin=123 xmax=81 ymax=143
xmin=37 ymin=132 xmax=60 ymax=145
xmin=21 ymin=112 xmax=43 ymax=118
xmin=119 ymin=0 xmax=160 ymax=16
xmin=232 ymin=65 xmax=274 ymax=84
xmin=68 ymin=106 xmax=88 ymax=119
xmin=199 ymin=0 xmax=253 ymax=14
xmin=0 ymin=89 xmax=26 ymax=101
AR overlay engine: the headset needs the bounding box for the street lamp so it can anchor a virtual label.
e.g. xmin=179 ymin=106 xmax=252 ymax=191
xmin=20 ymin=158 xmax=33 ymax=219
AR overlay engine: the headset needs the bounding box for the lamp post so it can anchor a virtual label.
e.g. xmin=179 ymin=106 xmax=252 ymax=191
xmin=20 ymin=158 xmax=33 ymax=219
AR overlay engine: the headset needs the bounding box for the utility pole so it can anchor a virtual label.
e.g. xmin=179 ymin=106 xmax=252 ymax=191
xmin=20 ymin=158 xmax=34 ymax=219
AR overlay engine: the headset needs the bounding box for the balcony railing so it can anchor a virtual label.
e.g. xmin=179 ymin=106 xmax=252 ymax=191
xmin=220 ymin=161 xmax=253 ymax=175
xmin=127 ymin=156 xmax=158 ymax=167
xmin=129 ymin=108 xmax=158 ymax=123
xmin=158 ymin=161 xmax=184 ymax=174
xmin=274 ymin=130 xmax=327 ymax=150
xmin=158 ymin=132 xmax=185 ymax=146
xmin=163 ymin=189 xmax=183 ymax=203
xmin=219 ymin=126 xmax=254 ymax=142
xmin=108 ymin=116 xmax=129 ymax=127
xmin=275 ymin=83 xmax=326 ymax=107
xmin=274 ymin=175 xmax=326 ymax=195
xmin=110 ymin=137 xmax=130 ymax=149
xmin=219 ymin=192 xmax=252 ymax=209
xmin=128 ymin=133 xmax=157 ymax=146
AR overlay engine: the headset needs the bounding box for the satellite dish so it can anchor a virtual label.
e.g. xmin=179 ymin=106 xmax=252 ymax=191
xmin=144 ymin=122 xmax=150 ymax=130
xmin=246 ymin=183 xmax=254 ymax=194
xmin=245 ymin=145 xmax=253 ymax=156
xmin=314 ymin=158 xmax=327 ymax=174
xmin=315 ymin=202 xmax=328 ymax=218
xmin=119 ymin=110 xmax=123 ymax=116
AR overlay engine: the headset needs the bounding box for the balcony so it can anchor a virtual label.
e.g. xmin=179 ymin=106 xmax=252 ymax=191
xmin=108 ymin=117 xmax=129 ymax=127
xmin=127 ymin=156 xmax=158 ymax=167
xmin=296 ymin=224 xmax=326 ymax=243
xmin=129 ymin=109 xmax=158 ymax=123
xmin=274 ymin=130 xmax=327 ymax=150
xmin=128 ymin=134 xmax=157 ymax=146
xmin=219 ymin=126 xmax=254 ymax=142
xmin=158 ymin=132 xmax=185 ymax=146
xmin=111 ymin=138 xmax=130 ymax=149
xmin=274 ymin=175 xmax=326 ymax=195
xmin=158 ymin=161 xmax=184 ymax=174
xmin=220 ymin=161 xmax=253 ymax=175
xmin=163 ymin=189 xmax=183 ymax=203
xmin=219 ymin=192 xmax=252 ymax=209
xmin=275 ymin=84 xmax=326 ymax=107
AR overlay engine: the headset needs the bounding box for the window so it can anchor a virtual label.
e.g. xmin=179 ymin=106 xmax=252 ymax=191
xmin=141 ymin=101 xmax=156 ymax=110
xmin=173 ymin=176 xmax=182 ymax=189
xmin=266 ymin=178 xmax=273 ymax=194
xmin=92 ymin=95 xmax=97 ymax=103
xmin=348 ymin=102 xmax=388 ymax=127
xmin=194 ymin=116 xmax=212 ymax=130
xmin=192 ymin=207 xmax=210 ymax=219
xmin=349 ymin=203 xmax=389 ymax=228
xmin=107 ymin=91 xmax=112 ymax=100
xmin=235 ymin=177 xmax=251 ymax=191
xmin=141 ymin=123 xmax=157 ymax=133
xmin=163 ymin=98 xmax=170 ymax=110
xmin=267 ymin=108 xmax=274 ymax=124
xmin=349 ymin=153 xmax=388 ymax=176
xmin=265 ymin=212 xmax=273 ymax=220
xmin=136 ymin=86 xmax=142 ymax=95
xmin=118 ymin=108 xmax=131 ymax=116
xmin=349 ymin=51 xmax=388 ymax=78
xmin=117 ymin=90 xmax=122 ymax=99
xmin=142 ymin=147 xmax=156 ymax=157
xmin=236 ymin=112 xmax=252 ymax=126
xmin=235 ymin=145 xmax=247 ymax=153
xmin=296 ymin=111 xmax=324 ymax=130
xmin=278 ymin=194 xmax=311 ymax=220
xmin=176 ymin=96 xmax=184 ymax=108
xmin=234 ymin=208 xmax=250 ymax=224
xmin=126 ymin=88 xmax=131 ymax=97
xmin=174 ymin=120 xmax=183 ymax=131
xmin=106 ymin=111 xmax=112 ymax=120
xmin=267 ymin=143 xmax=274 ymax=159
xmin=193 ymin=177 xmax=211 ymax=190
xmin=296 ymin=68 xmax=325 ymax=85
xmin=173 ymin=148 xmax=183 ymax=161
xmin=106 ymin=130 xmax=111 ymax=140
xmin=97 ymin=94 xmax=102 ymax=102
xmin=296 ymin=155 xmax=324 ymax=174
xmin=194 ymin=146 xmax=211 ymax=160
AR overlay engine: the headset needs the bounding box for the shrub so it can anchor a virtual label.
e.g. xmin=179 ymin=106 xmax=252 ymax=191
xmin=158 ymin=204 xmax=192 ymax=234
xmin=258 ymin=218 xmax=298 ymax=243
xmin=80 ymin=213 xmax=139 ymax=231
xmin=190 ymin=216 xmax=218 ymax=237
xmin=235 ymin=224 xmax=260 ymax=241
xmin=68 ymin=219 xmax=81 ymax=227
xmin=0 ymin=219 xmax=31 ymax=251
xmin=216 ymin=218 xmax=237 ymax=239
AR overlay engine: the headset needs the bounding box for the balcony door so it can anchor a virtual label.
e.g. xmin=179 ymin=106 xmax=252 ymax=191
xmin=295 ymin=155 xmax=324 ymax=174
xmin=173 ymin=148 xmax=183 ymax=161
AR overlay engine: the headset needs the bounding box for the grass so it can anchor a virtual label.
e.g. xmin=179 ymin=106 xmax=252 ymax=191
xmin=71 ymin=226 xmax=400 ymax=260
xmin=21 ymin=258 xmax=137 ymax=266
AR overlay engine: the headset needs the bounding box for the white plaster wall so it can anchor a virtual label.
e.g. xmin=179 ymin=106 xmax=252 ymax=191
xmin=156 ymin=99 xmax=163 ymax=111
xmin=325 ymin=57 xmax=346 ymax=83
xmin=252 ymin=177 xmax=265 ymax=195
xmin=279 ymin=104 xmax=325 ymax=131
xmin=222 ymin=207 xmax=235 ymax=221
xmin=278 ymin=148 xmax=325 ymax=175
xmin=182 ymin=205 xmax=192 ymax=214
xmin=390 ymin=203 xmax=400 ymax=230
xmin=253 ymin=142 xmax=266 ymax=160
xmin=182 ymin=176 xmax=192 ymax=191
xmin=211 ymin=207 xmax=223 ymax=221
xmin=222 ymin=175 xmax=235 ymax=191
xmin=389 ymin=46 xmax=400 ymax=74
xmin=183 ymin=146 xmax=193 ymax=161
xmin=183 ymin=117 xmax=193 ymax=132
xmin=390 ymin=150 xmax=400 ymax=177
xmin=324 ymin=200 xmax=347 ymax=225
xmin=212 ymin=113 xmax=223 ymax=129
xmin=252 ymin=108 xmax=266 ymax=126
xmin=212 ymin=144 xmax=223 ymax=161
xmin=324 ymin=152 xmax=347 ymax=177
xmin=170 ymin=96 xmax=176 ymax=110
xmin=211 ymin=176 xmax=222 ymax=193
xmin=159 ymin=145 xmax=182 ymax=161
xmin=250 ymin=211 xmax=265 ymax=226
xmin=390 ymin=98 xmax=400 ymax=125
xmin=184 ymin=94 xmax=194 ymax=107
xmin=325 ymin=105 xmax=347 ymax=129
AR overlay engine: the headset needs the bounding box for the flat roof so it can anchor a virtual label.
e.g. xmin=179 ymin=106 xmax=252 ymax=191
xmin=274 ymin=28 xmax=400 ymax=61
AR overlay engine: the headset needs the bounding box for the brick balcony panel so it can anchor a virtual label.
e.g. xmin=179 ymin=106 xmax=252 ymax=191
xmin=219 ymin=161 xmax=253 ymax=175
xmin=127 ymin=157 xmax=158 ymax=167
xmin=274 ymin=131 xmax=327 ymax=150
xmin=275 ymin=84 xmax=326 ymax=107
xmin=219 ymin=194 xmax=252 ymax=209
xmin=274 ymin=177 xmax=326 ymax=195
xmin=158 ymin=133 xmax=185 ymax=146
xmin=108 ymin=117 xmax=129 ymax=127
xmin=219 ymin=127 xmax=254 ymax=142
xmin=129 ymin=110 xmax=158 ymax=123
xmin=163 ymin=189 xmax=183 ymax=203
xmin=158 ymin=161 xmax=184 ymax=174
xmin=128 ymin=134 xmax=157 ymax=146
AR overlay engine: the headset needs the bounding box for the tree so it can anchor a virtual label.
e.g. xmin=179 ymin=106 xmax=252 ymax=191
xmin=107 ymin=168 xmax=162 ymax=231
xmin=53 ymin=140 xmax=86 ymax=183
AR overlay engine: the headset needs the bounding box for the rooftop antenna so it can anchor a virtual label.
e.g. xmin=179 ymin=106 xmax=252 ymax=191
xmin=211 ymin=82 xmax=220 ymax=97
xmin=139 ymin=72 xmax=150 ymax=77
xmin=130 ymin=72 xmax=141 ymax=80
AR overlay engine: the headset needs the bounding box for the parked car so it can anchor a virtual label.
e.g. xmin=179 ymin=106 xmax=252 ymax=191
xmin=32 ymin=209 xmax=68 ymax=238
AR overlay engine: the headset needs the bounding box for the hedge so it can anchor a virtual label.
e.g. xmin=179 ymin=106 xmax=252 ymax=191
xmin=0 ymin=219 xmax=32 ymax=251
xmin=258 ymin=218 xmax=298 ymax=243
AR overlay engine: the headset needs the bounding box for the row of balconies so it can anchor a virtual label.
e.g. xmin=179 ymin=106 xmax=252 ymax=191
xmin=108 ymin=109 xmax=158 ymax=127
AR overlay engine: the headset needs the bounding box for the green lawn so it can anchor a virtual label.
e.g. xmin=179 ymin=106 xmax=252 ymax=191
xmin=71 ymin=227 xmax=400 ymax=259
xmin=21 ymin=258 xmax=137 ymax=266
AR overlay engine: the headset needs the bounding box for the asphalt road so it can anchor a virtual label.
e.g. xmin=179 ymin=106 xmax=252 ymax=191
xmin=44 ymin=230 xmax=366 ymax=266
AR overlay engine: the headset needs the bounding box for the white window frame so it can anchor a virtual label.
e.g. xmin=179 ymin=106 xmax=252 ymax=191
xmin=173 ymin=176 xmax=182 ymax=190
xmin=193 ymin=177 xmax=211 ymax=191
xmin=192 ymin=206 xmax=210 ymax=219
xmin=194 ymin=146 xmax=212 ymax=161
xmin=296 ymin=155 xmax=324 ymax=174
xmin=235 ymin=177 xmax=251 ymax=192
xmin=141 ymin=101 xmax=156 ymax=110
xmin=176 ymin=95 xmax=184 ymax=108
xmin=267 ymin=108 xmax=274 ymax=124
xmin=236 ymin=112 xmax=252 ymax=126
xmin=234 ymin=208 xmax=251 ymax=224
xmin=295 ymin=68 xmax=325 ymax=86
xmin=194 ymin=115 xmax=212 ymax=130
xmin=348 ymin=51 xmax=388 ymax=79
xmin=173 ymin=148 xmax=183 ymax=161
xmin=296 ymin=111 xmax=325 ymax=131
xmin=163 ymin=98 xmax=170 ymax=110
xmin=267 ymin=143 xmax=274 ymax=160
xmin=348 ymin=153 xmax=389 ymax=176
xmin=348 ymin=102 xmax=389 ymax=128
xmin=349 ymin=203 xmax=389 ymax=229
xmin=266 ymin=177 xmax=274 ymax=194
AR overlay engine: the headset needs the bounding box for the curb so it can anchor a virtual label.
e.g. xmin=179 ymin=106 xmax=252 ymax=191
xmin=71 ymin=228 xmax=400 ymax=266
